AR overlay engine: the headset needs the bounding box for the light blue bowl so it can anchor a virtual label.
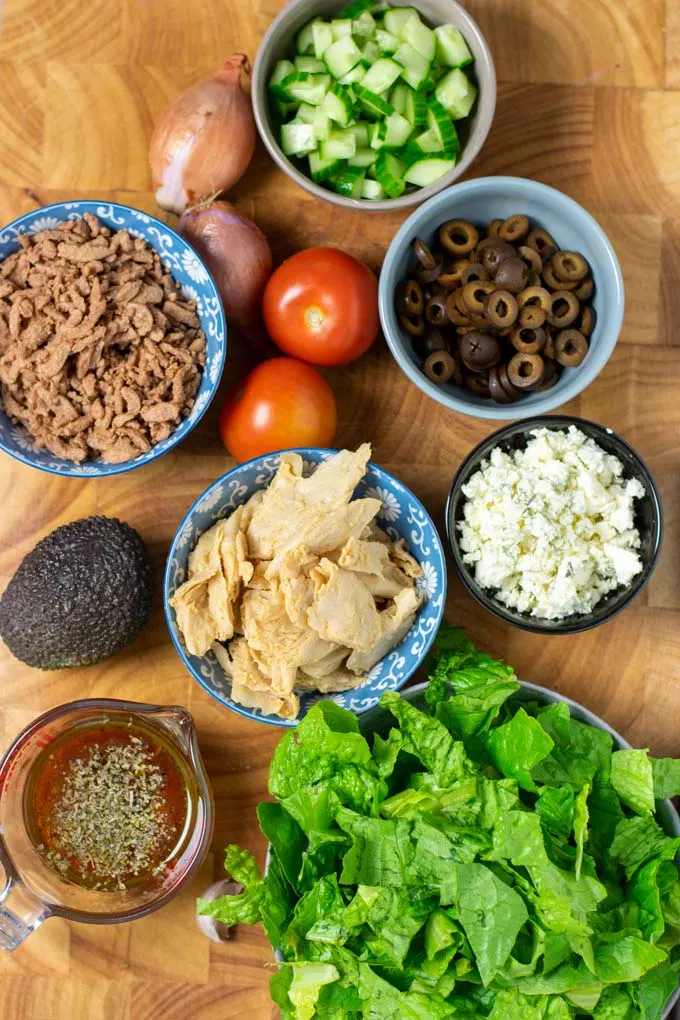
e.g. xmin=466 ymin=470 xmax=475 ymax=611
xmin=0 ymin=201 xmax=226 ymax=476
xmin=164 ymin=448 xmax=447 ymax=727
xmin=379 ymin=177 xmax=624 ymax=421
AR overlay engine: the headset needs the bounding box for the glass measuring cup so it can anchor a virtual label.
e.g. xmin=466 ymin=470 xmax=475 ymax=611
xmin=0 ymin=699 xmax=213 ymax=951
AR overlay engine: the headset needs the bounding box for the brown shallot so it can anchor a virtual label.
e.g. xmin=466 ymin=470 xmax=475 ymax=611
xmin=149 ymin=55 xmax=256 ymax=215
xmin=180 ymin=201 xmax=273 ymax=351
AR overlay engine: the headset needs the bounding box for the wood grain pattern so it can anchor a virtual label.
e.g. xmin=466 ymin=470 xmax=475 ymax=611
xmin=0 ymin=0 xmax=678 ymax=1016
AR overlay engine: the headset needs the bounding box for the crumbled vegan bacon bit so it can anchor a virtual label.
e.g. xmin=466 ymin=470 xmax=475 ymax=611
xmin=0 ymin=215 xmax=206 ymax=464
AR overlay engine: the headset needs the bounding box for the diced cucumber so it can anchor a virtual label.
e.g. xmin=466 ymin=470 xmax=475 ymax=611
xmin=282 ymin=72 xmax=331 ymax=106
xmin=435 ymin=67 xmax=478 ymax=119
xmin=338 ymin=0 xmax=375 ymax=17
xmin=354 ymin=83 xmax=394 ymax=119
xmin=312 ymin=21 xmax=334 ymax=58
xmin=280 ymin=121 xmax=316 ymax=156
xmin=308 ymin=152 xmax=344 ymax=182
xmin=389 ymin=82 xmax=409 ymax=115
xmin=296 ymin=20 xmax=317 ymax=55
xmin=324 ymin=35 xmax=363 ymax=77
xmin=348 ymin=146 xmax=378 ymax=167
xmin=370 ymin=120 xmax=387 ymax=150
xmin=427 ymin=99 xmax=461 ymax=152
xmin=404 ymin=156 xmax=456 ymax=186
xmin=271 ymin=95 xmax=299 ymax=120
xmin=269 ymin=59 xmax=295 ymax=96
xmin=323 ymin=82 xmax=354 ymax=126
xmin=375 ymin=150 xmax=407 ymax=197
xmin=375 ymin=28 xmax=400 ymax=54
xmin=320 ymin=129 xmax=357 ymax=160
xmin=403 ymin=86 xmax=427 ymax=126
xmin=361 ymin=39 xmax=381 ymax=64
xmin=435 ymin=24 xmax=474 ymax=68
xmin=352 ymin=11 xmax=376 ymax=38
xmin=360 ymin=57 xmax=402 ymax=94
xmin=394 ymin=42 xmax=431 ymax=90
xmin=347 ymin=121 xmax=371 ymax=146
xmin=339 ymin=60 xmax=369 ymax=85
xmin=332 ymin=164 xmax=366 ymax=199
xmin=415 ymin=126 xmax=444 ymax=153
xmin=402 ymin=11 xmax=436 ymax=61
xmin=331 ymin=18 xmax=353 ymax=39
xmin=294 ymin=55 xmax=326 ymax=74
xmin=362 ymin=178 xmax=385 ymax=200
xmin=383 ymin=7 xmax=417 ymax=37
xmin=296 ymin=102 xmax=316 ymax=124
xmin=383 ymin=110 xmax=413 ymax=147
xmin=311 ymin=106 xmax=332 ymax=140
xmin=398 ymin=141 xmax=427 ymax=166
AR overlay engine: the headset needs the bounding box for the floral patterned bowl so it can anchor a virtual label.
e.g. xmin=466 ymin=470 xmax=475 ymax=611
xmin=164 ymin=448 xmax=447 ymax=727
xmin=0 ymin=201 xmax=226 ymax=477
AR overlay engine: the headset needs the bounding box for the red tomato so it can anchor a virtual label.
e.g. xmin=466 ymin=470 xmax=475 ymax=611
xmin=218 ymin=358 xmax=337 ymax=462
xmin=262 ymin=247 xmax=379 ymax=366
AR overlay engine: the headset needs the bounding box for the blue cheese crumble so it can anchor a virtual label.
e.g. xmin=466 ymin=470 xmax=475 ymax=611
xmin=457 ymin=427 xmax=646 ymax=619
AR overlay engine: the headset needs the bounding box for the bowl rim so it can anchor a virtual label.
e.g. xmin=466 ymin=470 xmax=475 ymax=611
xmin=163 ymin=446 xmax=448 ymax=727
xmin=378 ymin=176 xmax=625 ymax=419
xmin=251 ymin=0 xmax=497 ymax=212
xmin=444 ymin=414 xmax=664 ymax=634
xmin=0 ymin=199 xmax=227 ymax=478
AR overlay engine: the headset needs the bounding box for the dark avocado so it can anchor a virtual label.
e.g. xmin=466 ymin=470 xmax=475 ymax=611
xmin=0 ymin=516 xmax=153 ymax=670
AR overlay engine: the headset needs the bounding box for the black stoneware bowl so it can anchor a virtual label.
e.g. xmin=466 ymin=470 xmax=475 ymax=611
xmin=445 ymin=415 xmax=663 ymax=635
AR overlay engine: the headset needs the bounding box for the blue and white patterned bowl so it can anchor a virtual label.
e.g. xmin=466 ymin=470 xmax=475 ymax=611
xmin=0 ymin=201 xmax=226 ymax=477
xmin=164 ymin=448 xmax=447 ymax=727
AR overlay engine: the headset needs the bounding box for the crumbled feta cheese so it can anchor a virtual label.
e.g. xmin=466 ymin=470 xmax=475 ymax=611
xmin=457 ymin=426 xmax=646 ymax=619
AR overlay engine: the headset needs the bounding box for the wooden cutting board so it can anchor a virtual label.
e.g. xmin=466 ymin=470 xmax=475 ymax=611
xmin=0 ymin=0 xmax=678 ymax=1016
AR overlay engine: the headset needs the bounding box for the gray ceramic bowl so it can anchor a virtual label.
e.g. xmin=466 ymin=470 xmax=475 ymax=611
xmin=379 ymin=176 xmax=625 ymax=419
xmin=252 ymin=0 xmax=496 ymax=212
xmin=360 ymin=678 xmax=680 ymax=1019
xmin=446 ymin=416 xmax=663 ymax=633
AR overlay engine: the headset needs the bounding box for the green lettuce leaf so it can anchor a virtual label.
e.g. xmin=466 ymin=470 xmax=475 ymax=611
xmin=196 ymin=845 xmax=264 ymax=926
xmin=486 ymin=707 xmax=554 ymax=792
xmin=261 ymin=851 xmax=296 ymax=947
xmin=533 ymin=703 xmax=613 ymax=790
xmin=630 ymin=858 xmax=668 ymax=944
xmin=536 ymin=785 xmax=575 ymax=840
xmin=574 ymin=783 xmax=590 ymax=881
xmin=651 ymin=758 xmax=680 ymax=800
xmin=609 ymin=817 xmax=680 ymax=880
xmin=592 ymin=933 xmax=667 ymax=983
xmin=592 ymin=985 xmax=636 ymax=1019
xmin=257 ymin=802 xmax=307 ymax=893
xmin=629 ymin=960 xmax=679 ymax=1019
xmin=343 ymin=885 xmax=434 ymax=966
xmin=611 ymin=751 xmax=655 ymax=817
xmin=286 ymin=962 xmax=340 ymax=1020
xmin=282 ymin=874 xmax=346 ymax=956
xmin=380 ymin=690 xmax=473 ymax=787
xmin=588 ymin=782 xmax=626 ymax=864
xmin=455 ymin=862 xmax=529 ymax=985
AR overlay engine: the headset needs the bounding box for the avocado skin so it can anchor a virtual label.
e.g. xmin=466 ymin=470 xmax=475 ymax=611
xmin=0 ymin=516 xmax=154 ymax=670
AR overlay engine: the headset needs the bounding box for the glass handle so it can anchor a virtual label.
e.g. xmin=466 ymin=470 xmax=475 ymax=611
xmin=0 ymin=873 xmax=48 ymax=952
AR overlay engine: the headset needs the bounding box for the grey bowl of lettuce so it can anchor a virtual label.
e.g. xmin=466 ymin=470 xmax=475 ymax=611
xmin=199 ymin=625 xmax=680 ymax=1020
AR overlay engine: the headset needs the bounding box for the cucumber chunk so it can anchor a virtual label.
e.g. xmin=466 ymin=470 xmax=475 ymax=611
xmin=282 ymin=72 xmax=331 ymax=106
xmin=435 ymin=67 xmax=478 ymax=119
xmin=393 ymin=42 xmax=431 ymax=90
xmin=320 ymin=129 xmax=357 ymax=160
xmin=347 ymin=121 xmax=371 ymax=146
xmin=294 ymin=56 xmax=326 ymax=74
xmin=402 ymin=11 xmax=436 ymax=61
xmin=361 ymin=178 xmax=386 ymax=200
xmin=323 ymin=82 xmax=354 ymax=126
xmin=324 ymin=35 xmax=363 ymax=78
xmin=375 ymin=28 xmax=400 ymax=54
xmin=353 ymin=83 xmax=394 ymax=119
xmin=389 ymin=82 xmax=409 ymax=115
xmin=269 ymin=60 xmax=295 ymax=96
xmin=404 ymin=156 xmax=456 ymax=187
xmin=280 ymin=121 xmax=316 ymax=156
xmin=312 ymin=21 xmax=334 ymax=58
xmin=403 ymin=86 xmax=427 ymax=127
xmin=296 ymin=20 xmax=317 ymax=55
xmin=375 ymin=150 xmax=407 ymax=197
xmin=308 ymin=152 xmax=344 ymax=182
xmin=352 ymin=11 xmax=376 ymax=39
xmin=338 ymin=60 xmax=369 ymax=85
xmin=361 ymin=39 xmax=381 ymax=64
xmin=435 ymin=24 xmax=474 ymax=68
xmin=360 ymin=57 xmax=402 ymax=94
xmin=348 ymin=146 xmax=378 ymax=167
xmin=426 ymin=99 xmax=461 ymax=152
xmin=383 ymin=7 xmax=418 ymax=37
xmin=332 ymin=164 xmax=366 ymax=199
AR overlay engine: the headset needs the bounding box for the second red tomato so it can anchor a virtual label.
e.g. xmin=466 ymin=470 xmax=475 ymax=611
xmin=263 ymin=247 xmax=379 ymax=366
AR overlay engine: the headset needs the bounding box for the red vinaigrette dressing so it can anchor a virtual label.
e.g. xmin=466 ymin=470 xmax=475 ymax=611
xmin=25 ymin=718 xmax=191 ymax=892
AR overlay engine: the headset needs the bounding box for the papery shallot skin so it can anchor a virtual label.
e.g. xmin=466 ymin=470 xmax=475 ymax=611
xmin=150 ymin=55 xmax=256 ymax=215
xmin=180 ymin=201 xmax=272 ymax=351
